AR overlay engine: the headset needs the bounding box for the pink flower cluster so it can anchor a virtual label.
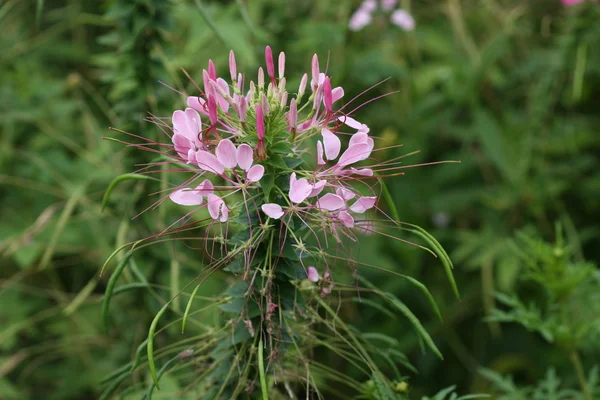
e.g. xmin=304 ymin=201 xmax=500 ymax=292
xmin=167 ymin=47 xmax=380 ymax=233
xmin=349 ymin=0 xmax=415 ymax=32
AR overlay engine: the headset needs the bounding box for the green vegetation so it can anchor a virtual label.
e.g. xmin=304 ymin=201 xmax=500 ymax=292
xmin=1 ymin=1 xmax=599 ymax=399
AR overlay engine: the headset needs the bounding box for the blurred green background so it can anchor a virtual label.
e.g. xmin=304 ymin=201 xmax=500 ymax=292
xmin=1 ymin=0 xmax=600 ymax=399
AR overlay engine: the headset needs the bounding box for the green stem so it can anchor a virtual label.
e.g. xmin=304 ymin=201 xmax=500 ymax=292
xmin=258 ymin=338 xmax=268 ymax=400
xmin=569 ymin=350 xmax=592 ymax=400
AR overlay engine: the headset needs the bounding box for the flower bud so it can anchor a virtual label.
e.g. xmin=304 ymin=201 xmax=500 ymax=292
xmin=323 ymin=76 xmax=333 ymax=112
xmin=261 ymin=93 xmax=270 ymax=116
xmin=208 ymin=59 xmax=217 ymax=80
xmin=278 ymin=51 xmax=285 ymax=79
xmin=298 ymin=73 xmax=308 ymax=101
xmin=258 ymin=67 xmax=265 ymax=90
xmin=311 ymin=54 xmax=320 ymax=91
xmin=255 ymin=104 xmax=265 ymax=140
xmin=229 ymin=50 xmax=237 ymax=82
xmin=265 ymin=46 xmax=275 ymax=79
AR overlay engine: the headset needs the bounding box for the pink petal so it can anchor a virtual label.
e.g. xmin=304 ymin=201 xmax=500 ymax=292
xmin=195 ymin=179 xmax=214 ymax=196
xmin=289 ymin=172 xmax=297 ymax=188
xmin=322 ymin=128 xmax=341 ymax=160
xmin=332 ymin=87 xmax=344 ymax=103
xmin=350 ymin=168 xmax=374 ymax=176
xmin=219 ymin=202 xmax=229 ymax=222
xmin=338 ymin=143 xmax=371 ymax=167
xmin=261 ymin=203 xmax=284 ymax=219
xmin=207 ymin=193 xmax=224 ymax=220
xmin=316 ymin=141 xmax=325 ymax=165
xmin=338 ymin=115 xmax=370 ymax=133
xmin=289 ymin=178 xmax=313 ymax=204
xmin=236 ymin=144 xmax=254 ymax=171
xmin=247 ymin=164 xmax=265 ymax=183
xmin=335 ymin=187 xmax=356 ymax=201
xmin=338 ymin=211 xmax=355 ymax=228
xmin=349 ymin=196 xmax=377 ymax=213
xmin=307 ymin=266 xmax=320 ymax=282
xmin=316 ymin=194 xmax=345 ymax=211
xmin=216 ymin=139 xmax=237 ymax=169
xmin=169 ymin=188 xmax=204 ymax=206
xmin=184 ymin=108 xmax=202 ymax=143
xmin=187 ymin=96 xmax=207 ymax=115
xmin=186 ymin=148 xmax=197 ymax=164
xmin=172 ymin=133 xmax=191 ymax=160
xmin=349 ymin=132 xmax=370 ymax=146
xmin=309 ymin=180 xmax=327 ymax=197
xmin=196 ymin=151 xmax=225 ymax=175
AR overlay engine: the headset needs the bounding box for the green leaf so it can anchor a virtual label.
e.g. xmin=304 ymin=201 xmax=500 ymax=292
xmin=102 ymin=251 xmax=134 ymax=332
xmin=102 ymin=173 xmax=150 ymax=211
xmin=147 ymin=302 xmax=171 ymax=389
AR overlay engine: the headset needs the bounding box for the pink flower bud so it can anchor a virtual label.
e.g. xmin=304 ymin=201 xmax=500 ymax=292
xmin=258 ymin=67 xmax=265 ymax=89
xmin=229 ymin=50 xmax=237 ymax=81
xmin=265 ymin=46 xmax=275 ymax=79
xmin=288 ymin=98 xmax=298 ymax=129
xmin=202 ymin=69 xmax=211 ymax=95
xmin=280 ymin=91 xmax=288 ymax=108
xmin=278 ymin=51 xmax=285 ymax=79
xmin=298 ymin=73 xmax=308 ymax=99
xmin=236 ymin=73 xmax=243 ymax=91
xmin=261 ymin=94 xmax=270 ymax=116
xmin=323 ymin=76 xmax=333 ymax=112
xmin=238 ymin=96 xmax=247 ymax=122
xmin=313 ymin=84 xmax=324 ymax=110
xmin=255 ymin=104 xmax=265 ymax=140
xmin=278 ymin=77 xmax=286 ymax=93
xmin=207 ymin=94 xmax=218 ymax=126
xmin=208 ymin=60 xmax=217 ymax=80
xmin=311 ymin=54 xmax=320 ymax=90
xmin=307 ymin=266 xmax=320 ymax=282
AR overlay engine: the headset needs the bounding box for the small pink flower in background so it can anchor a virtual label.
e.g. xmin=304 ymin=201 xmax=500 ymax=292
xmin=561 ymin=0 xmax=584 ymax=5
xmin=349 ymin=0 xmax=415 ymax=32
xmin=307 ymin=267 xmax=320 ymax=282
xmin=381 ymin=0 xmax=398 ymax=11
xmin=391 ymin=9 xmax=415 ymax=31
xmin=349 ymin=7 xmax=373 ymax=31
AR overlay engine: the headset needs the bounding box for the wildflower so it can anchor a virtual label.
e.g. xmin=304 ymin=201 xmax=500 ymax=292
xmin=108 ymin=44 xmax=459 ymax=396
xmin=390 ymin=9 xmax=416 ymax=31
xmin=348 ymin=0 xmax=416 ymax=32
xmin=307 ymin=266 xmax=320 ymax=282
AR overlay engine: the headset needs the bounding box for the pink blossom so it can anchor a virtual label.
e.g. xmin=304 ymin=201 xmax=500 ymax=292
xmin=381 ymin=0 xmax=397 ymax=11
xmin=289 ymin=178 xmax=314 ymax=204
xmin=349 ymin=7 xmax=373 ymax=31
xmin=307 ymin=266 xmax=320 ymax=282
xmin=172 ymin=108 xmax=203 ymax=162
xmin=561 ymin=0 xmax=584 ymax=5
xmin=169 ymin=180 xmax=214 ymax=206
xmin=390 ymin=9 xmax=415 ymax=31
xmin=207 ymin=193 xmax=228 ymax=222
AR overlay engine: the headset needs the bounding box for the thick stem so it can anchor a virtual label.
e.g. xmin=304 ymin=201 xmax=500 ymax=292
xmin=569 ymin=350 xmax=592 ymax=400
xmin=258 ymin=338 xmax=269 ymax=400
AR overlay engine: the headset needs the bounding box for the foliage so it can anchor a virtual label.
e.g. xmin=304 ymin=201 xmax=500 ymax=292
xmin=1 ymin=0 xmax=599 ymax=399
